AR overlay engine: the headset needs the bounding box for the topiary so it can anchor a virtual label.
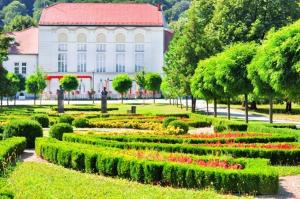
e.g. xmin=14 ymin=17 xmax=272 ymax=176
xmin=49 ymin=123 xmax=73 ymax=140
xmin=58 ymin=114 xmax=74 ymax=125
xmin=162 ymin=117 xmax=177 ymax=128
xmin=168 ymin=120 xmax=189 ymax=135
xmin=32 ymin=114 xmax=49 ymax=128
xmin=3 ymin=120 xmax=43 ymax=148
xmin=72 ymin=118 xmax=90 ymax=128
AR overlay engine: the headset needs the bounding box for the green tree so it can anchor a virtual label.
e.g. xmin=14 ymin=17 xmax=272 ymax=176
xmin=60 ymin=75 xmax=79 ymax=104
xmin=4 ymin=15 xmax=36 ymax=32
xmin=135 ymin=70 xmax=146 ymax=99
xmin=5 ymin=72 xmax=20 ymax=106
xmin=112 ymin=74 xmax=132 ymax=104
xmin=248 ymin=20 xmax=300 ymax=123
xmin=215 ymin=42 xmax=258 ymax=122
xmin=16 ymin=74 xmax=25 ymax=91
xmin=145 ymin=73 xmax=162 ymax=104
xmin=207 ymin=0 xmax=300 ymax=45
xmin=25 ymin=69 xmax=46 ymax=105
xmin=0 ymin=66 xmax=8 ymax=108
xmin=1 ymin=1 xmax=27 ymax=26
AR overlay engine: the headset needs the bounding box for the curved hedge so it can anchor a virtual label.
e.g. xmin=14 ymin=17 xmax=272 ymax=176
xmin=63 ymin=134 xmax=300 ymax=165
xmin=35 ymin=138 xmax=278 ymax=194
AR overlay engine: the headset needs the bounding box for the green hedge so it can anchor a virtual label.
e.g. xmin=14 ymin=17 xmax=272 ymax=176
xmin=0 ymin=137 xmax=26 ymax=174
xmin=247 ymin=125 xmax=300 ymax=140
xmin=36 ymin=138 xmax=278 ymax=194
xmin=32 ymin=114 xmax=50 ymax=128
xmin=63 ymin=134 xmax=300 ymax=165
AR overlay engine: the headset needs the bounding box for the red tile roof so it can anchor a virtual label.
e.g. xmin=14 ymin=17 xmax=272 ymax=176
xmin=39 ymin=3 xmax=164 ymax=26
xmin=7 ymin=27 xmax=38 ymax=55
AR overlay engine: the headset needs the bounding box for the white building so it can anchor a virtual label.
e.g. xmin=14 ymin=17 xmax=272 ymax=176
xmin=3 ymin=3 xmax=173 ymax=99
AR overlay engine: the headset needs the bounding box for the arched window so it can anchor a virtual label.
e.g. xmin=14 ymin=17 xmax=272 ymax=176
xmin=115 ymin=33 xmax=125 ymax=43
xmin=57 ymin=33 xmax=68 ymax=72
xmin=77 ymin=33 xmax=87 ymax=72
xmin=134 ymin=33 xmax=145 ymax=72
xmin=115 ymin=33 xmax=126 ymax=73
xmin=96 ymin=33 xmax=106 ymax=73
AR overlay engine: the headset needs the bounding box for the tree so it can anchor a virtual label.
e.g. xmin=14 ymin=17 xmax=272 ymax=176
xmin=248 ymin=20 xmax=300 ymax=123
xmin=0 ymin=66 xmax=8 ymax=108
xmin=191 ymin=56 xmax=225 ymax=117
xmin=5 ymin=72 xmax=20 ymax=106
xmin=4 ymin=15 xmax=36 ymax=32
xmin=207 ymin=0 xmax=300 ymax=45
xmin=1 ymin=1 xmax=27 ymax=26
xmin=135 ymin=70 xmax=146 ymax=99
xmin=215 ymin=42 xmax=258 ymax=122
xmin=112 ymin=74 xmax=132 ymax=104
xmin=60 ymin=75 xmax=79 ymax=104
xmin=16 ymin=74 xmax=25 ymax=91
xmin=145 ymin=73 xmax=162 ymax=104
xmin=25 ymin=69 xmax=46 ymax=105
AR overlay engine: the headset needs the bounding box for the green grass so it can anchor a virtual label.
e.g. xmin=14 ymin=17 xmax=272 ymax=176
xmin=272 ymin=166 xmax=300 ymax=176
xmin=2 ymin=162 xmax=242 ymax=199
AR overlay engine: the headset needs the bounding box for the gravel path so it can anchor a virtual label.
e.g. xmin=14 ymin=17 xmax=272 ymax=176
xmin=20 ymin=149 xmax=47 ymax=163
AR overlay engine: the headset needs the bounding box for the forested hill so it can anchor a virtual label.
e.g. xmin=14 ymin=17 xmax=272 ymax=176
xmin=0 ymin=0 xmax=190 ymax=32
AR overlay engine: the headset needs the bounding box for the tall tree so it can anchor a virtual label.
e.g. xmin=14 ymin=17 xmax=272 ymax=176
xmin=145 ymin=73 xmax=162 ymax=104
xmin=135 ymin=70 xmax=146 ymax=99
xmin=60 ymin=75 xmax=79 ymax=104
xmin=1 ymin=1 xmax=27 ymax=26
xmin=5 ymin=72 xmax=20 ymax=106
xmin=4 ymin=15 xmax=36 ymax=32
xmin=112 ymin=74 xmax=132 ymax=104
xmin=25 ymin=68 xmax=46 ymax=105
xmin=215 ymin=42 xmax=258 ymax=122
xmin=248 ymin=20 xmax=300 ymax=123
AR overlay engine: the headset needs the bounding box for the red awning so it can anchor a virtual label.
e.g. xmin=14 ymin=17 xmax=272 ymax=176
xmin=46 ymin=75 xmax=92 ymax=80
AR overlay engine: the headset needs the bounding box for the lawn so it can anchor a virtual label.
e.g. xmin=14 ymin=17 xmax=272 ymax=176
xmin=1 ymin=162 xmax=239 ymax=199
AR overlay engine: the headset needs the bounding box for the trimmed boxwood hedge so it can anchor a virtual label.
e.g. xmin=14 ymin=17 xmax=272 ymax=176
xmin=49 ymin=123 xmax=73 ymax=140
xmin=32 ymin=114 xmax=50 ymax=128
xmin=63 ymin=134 xmax=300 ymax=165
xmin=35 ymin=138 xmax=278 ymax=194
xmin=0 ymin=137 xmax=26 ymax=173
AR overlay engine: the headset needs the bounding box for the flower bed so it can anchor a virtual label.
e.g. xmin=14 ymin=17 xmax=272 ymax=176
xmin=201 ymin=142 xmax=298 ymax=150
xmin=90 ymin=120 xmax=163 ymax=130
xmin=0 ymin=137 xmax=26 ymax=174
xmin=36 ymin=138 xmax=278 ymax=194
xmin=63 ymin=134 xmax=300 ymax=165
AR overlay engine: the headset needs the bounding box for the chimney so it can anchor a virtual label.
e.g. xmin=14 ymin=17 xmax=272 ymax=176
xmin=157 ymin=3 xmax=162 ymax=11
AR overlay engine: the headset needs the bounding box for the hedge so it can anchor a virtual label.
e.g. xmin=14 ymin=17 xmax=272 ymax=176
xmin=32 ymin=114 xmax=50 ymax=128
xmin=63 ymin=134 xmax=300 ymax=165
xmin=247 ymin=125 xmax=300 ymax=140
xmin=36 ymin=138 xmax=278 ymax=194
xmin=0 ymin=137 xmax=26 ymax=174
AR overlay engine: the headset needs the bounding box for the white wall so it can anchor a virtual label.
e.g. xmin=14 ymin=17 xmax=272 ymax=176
xmin=3 ymin=54 xmax=38 ymax=77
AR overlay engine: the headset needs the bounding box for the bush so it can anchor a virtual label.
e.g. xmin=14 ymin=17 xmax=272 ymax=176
xmin=3 ymin=120 xmax=43 ymax=148
xmin=168 ymin=121 xmax=189 ymax=135
xmin=72 ymin=118 xmax=90 ymax=128
xmin=58 ymin=115 xmax=74 ymax=125
xmin=162 ymin=117 xmax=177 ymax=128
xmin=49 ymin=123 xmax=73 ymax=140
xmin=32 ymin=114 xmax=49 ymax=128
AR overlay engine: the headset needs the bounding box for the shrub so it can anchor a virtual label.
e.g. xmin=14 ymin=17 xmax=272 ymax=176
xmin=72 ymin=118 xmax=90 ymax=128
xmin=168 ymin=121 xmax=189 ymax=135
xmin=3 ymin=120 xmax=42 ymax=148
xmin=49 ymin=123 xmax=73 ymax=140
xmin=32 ymin=114 xmax=50 ymax=128
xmin=163 ymin=117 xmax=177 ymax=128
xmin=58 ymin=115 xmax=74 ymax=125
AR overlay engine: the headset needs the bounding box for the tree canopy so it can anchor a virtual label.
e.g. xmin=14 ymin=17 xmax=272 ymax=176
xmin=4 ymin=15 xmax=36 ymax=32
xmin=112 ymin=74 xmax=132 ymax=103
xmin=25 ymin=69 xmax=46 ymax=105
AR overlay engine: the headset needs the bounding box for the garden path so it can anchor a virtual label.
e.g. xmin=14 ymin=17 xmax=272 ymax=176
xmin=20 ymin=149 xmax=47 ymax=163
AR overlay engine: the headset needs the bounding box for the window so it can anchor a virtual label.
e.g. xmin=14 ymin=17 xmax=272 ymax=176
xmin=22 ymin=62 xmax=26 ymax=67
xmin=58 ymin=44 xmax=67 ymax=51
xmin=14 ymin=67 xmax=19 ymax=74
xmin=135 ymin=44 xmax=144 ymax=52
xmin=14 ymin=62 xmax=19 ymax=66
xmin=58 ymin=53 xmax=67 ymax=72
xmin=22 ymin=67 xmax=26 ymax=74
xmin=135 ymin=53 xmax=144 ymax=72
xmin=96 ymin=44 xmax=106 ymax=52
xmin=77 ymin=44 xmax=87 ymax=51
xmin=77 ymin=53 xmax=87 ymax=72
xmin=116 ymin=44 xmax=125 ymax=52
xmin=96 ymin=53 xmax=105 ymax=73
xmin=116 ymin=53 xmax=125 ymax=72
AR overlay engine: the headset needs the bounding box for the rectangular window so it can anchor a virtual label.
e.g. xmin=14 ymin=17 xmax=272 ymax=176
xmin=14 ymin=67 xmax=19 ymax=74
xmin=21 ymin=62 xmax=26 ymax=67
xmin=77 ymin=44 xmax=87 ymax=52
xmin=116 ymin=53 xmax=125 ymax=73
xmin=135 ymin=44 xmax=144 ymax=52
xmin=58 ymin=44 xmax=68 ymax=51
xmin=116 ymin=44 xmax=125 ymax=52
xmin=77 ymin=53 xmax=87 ymax=72
xmin=22 ymin=67 xmax=26 ymax=74
xmin=96 ymin=53 xmax=105 ymax=73
xmin=14 ymin=62 xmax=19 ymax=66
xmin=135 ymin=53 xmax=144 ymax=72
xmin=58 ymin=53 xmax=67 ymax=72
xmin=96 ymin=44 xmax=106 ymax=52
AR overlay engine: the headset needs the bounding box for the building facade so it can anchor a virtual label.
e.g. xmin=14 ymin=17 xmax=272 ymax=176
xmin=3 ymin=3 xmax=172 ymax=99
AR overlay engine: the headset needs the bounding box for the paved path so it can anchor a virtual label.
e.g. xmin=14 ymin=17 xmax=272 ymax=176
xmin=20 ymin=149 xmax=47 ymax=163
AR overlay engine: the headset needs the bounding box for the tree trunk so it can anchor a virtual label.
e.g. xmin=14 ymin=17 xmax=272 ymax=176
xmin=185 ymin=96 xmax=188 ymax=111
xmin=176 ymin=98 xmax=178 ymax=107
xmin=0 ymin=96 xmax=2 ymax=109
xmin=191 ymin=96 xmax=196 ymax=113
xmin=153 ymin=91 xmax=155 ymax=104
xmin=206 ymin=100 xmax=209 ymax=115
xmin=250 ymin=101 xmax=257 ymax=110
xmin=285 ymin=101 xmax=292 ymax=113
xmin=68 ymin=92 xmax=70 ymax=105
xmin=34 ymin=93 xmax=36 ymax=105
xmin=7 ymin=97 xmax=9 ymax=107
xmin=213 ymin=98 xmax=217 ymax=117
xmin=180 ymin=97 xmax=183 ymax=109
xmin=245 ymin=94 xmax=249 ymax=123
xmin=227 ymin=98 xmax=231 ymax=120
xmin=121 ymin=93 xmax=124 ymax=104
xmin=269 ymin=95 xmax=273 ymax=123
xmin=169 ymin=99 xmax=171 ymax=105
